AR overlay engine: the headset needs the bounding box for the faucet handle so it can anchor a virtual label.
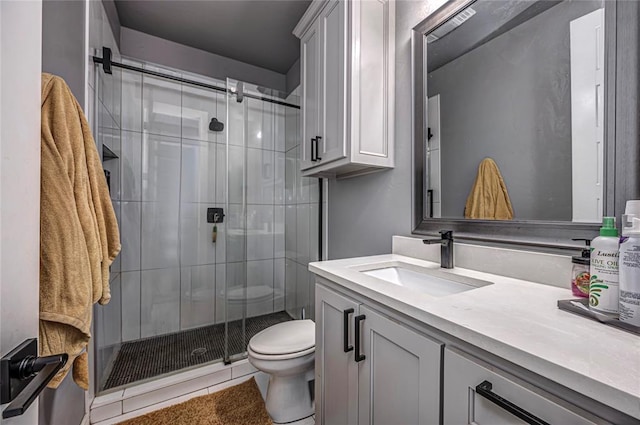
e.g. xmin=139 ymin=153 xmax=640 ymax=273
xmin=439 ymin=230 xmax=453 ymax=240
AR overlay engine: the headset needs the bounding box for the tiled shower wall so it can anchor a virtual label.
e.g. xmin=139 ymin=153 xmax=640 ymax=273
xmin=284 ymin=87 xmax=320 ymax=321
xmin=115 ymin=66 xmax=300 ymax=342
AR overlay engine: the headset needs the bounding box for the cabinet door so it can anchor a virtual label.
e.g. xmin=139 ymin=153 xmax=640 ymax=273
xmin=444 ymin=348 xmax=610 ymax=425
xmin=318 ymin=0 xmax=347 ymax=165
xmin=301 ymin=22 xmax=320 ymax=171
xmin=315 ymin=284 xmax=360 ymax=425
xmin=357 ymin=306 xmax=442 ymax=425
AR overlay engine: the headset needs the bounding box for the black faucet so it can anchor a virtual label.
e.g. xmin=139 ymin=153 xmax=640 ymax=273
xmin=423 ymin=230 xmax=454 ymax=269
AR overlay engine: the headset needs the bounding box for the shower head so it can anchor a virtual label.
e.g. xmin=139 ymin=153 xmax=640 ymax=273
xmin=209 ymin=117 xmax=224 ymax=132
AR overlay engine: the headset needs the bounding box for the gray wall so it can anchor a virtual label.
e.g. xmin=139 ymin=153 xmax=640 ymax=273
xmin=41 ymin=0 xmax=85 ymax=103
xmin=286 ymin=58 xmax=301 ymax=95
xmin=327 ymin=1 xmax=437 ymax=259
xmin=120 ymin=27 xmax=287 ymax=92
xmin=102 ymin=0 xmax=121 ymax=46
xmin=40 ymin=4 xmax=90 ymax=425
xmin=39 ymin=374 xmax=85 ymax=425
xmin=429 ymin=1 xmax=601 ymax=221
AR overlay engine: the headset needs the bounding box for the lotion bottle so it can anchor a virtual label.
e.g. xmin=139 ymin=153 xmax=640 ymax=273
xmin=589 ymin=217 xmax=619 ymax=315
xmin=619 ymin=217 xmax=640 ymax=327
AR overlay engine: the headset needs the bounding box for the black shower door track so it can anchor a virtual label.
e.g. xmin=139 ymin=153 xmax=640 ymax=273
xmin=92 ymin=47 xmax=300 ymax=110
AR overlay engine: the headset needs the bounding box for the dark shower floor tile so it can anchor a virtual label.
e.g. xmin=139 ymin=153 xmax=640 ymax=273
xmin=102 ymin=311 xmax=293 ymax=391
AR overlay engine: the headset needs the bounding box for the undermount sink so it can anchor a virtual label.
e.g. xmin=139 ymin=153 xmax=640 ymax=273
xmin=357 ymin=262 xmax=493 ymax=297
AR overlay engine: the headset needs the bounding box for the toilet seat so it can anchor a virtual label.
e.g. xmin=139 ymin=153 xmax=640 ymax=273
xmin=248 ymin=319 xmax=315 ymax=358
xmin=248 ymin=345 xmax=315 ymax=361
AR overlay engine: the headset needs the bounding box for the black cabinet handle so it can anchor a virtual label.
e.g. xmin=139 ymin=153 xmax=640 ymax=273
xmin=427 ymin=189 xmax=434 ymax=218
xmin=475 ymin=381 xmax=550 ymax=425
xmin=343 ymin=308 xmax=354 ymax=352
xmin=315 ymin=136 xmax=322 ymax=161
xmin=354 ymin=314 xmax=366 ymax=362
xmin=310 ymin=137 xmax=317 ymax=162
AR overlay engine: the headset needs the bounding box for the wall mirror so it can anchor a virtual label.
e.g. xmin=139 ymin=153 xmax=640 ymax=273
xmin=412 ymin=0 xmax=640 ymax=248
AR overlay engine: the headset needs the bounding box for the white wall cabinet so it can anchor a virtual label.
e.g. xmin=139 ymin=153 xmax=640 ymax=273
xmin=315 ymin=284 xmax=442 ymax=425
xmin=294 ymin=0 xmax=395 ymax=179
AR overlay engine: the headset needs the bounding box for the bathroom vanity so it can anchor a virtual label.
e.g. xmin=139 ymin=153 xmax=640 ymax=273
xmin=309 ymin=238 xmax=640 ymax=425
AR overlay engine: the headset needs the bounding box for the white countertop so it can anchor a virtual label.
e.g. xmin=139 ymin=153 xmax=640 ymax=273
xmin=309 ymin=254 xmax=640 ymax=419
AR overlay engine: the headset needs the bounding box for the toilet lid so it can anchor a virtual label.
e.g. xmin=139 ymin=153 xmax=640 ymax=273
xmin=249 ymin=319 xmax=315 ymax=355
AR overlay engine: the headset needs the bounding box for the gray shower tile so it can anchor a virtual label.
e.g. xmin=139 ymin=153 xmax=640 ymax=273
xmin=181 ymin=85 xmax=218 ymax=143
xmin=275 ymin=104 xmax=286 ymax=153
xmin=141 ymin=202 xmax=179 ymax=269
xmin=142 ymin=133 xmax=181 ymax=203
xmin=180 ymin=203 xmax=216 ymax=266
xmin=274 ymin=258 xmax=285 ymax=312
xmin=247 ymin=147 xmax=274 ymax=204
xmin=274 ymin=205 xmax=285 ymax=258
xmin=246 ymin=205 xmax=274 ymax=261
xmin=121 ymin=69 xmax=143 ymax=132
xmin=141 ymin=268 xmax=180 ymax=338
xmin=121 ymin=131 xmax=142 ymax=201
xmin=246 ymin=259 xmax=274 ymax=318
xmin=180 ymin=264 xmax=216 ymax=330
xmin=121 ymin=271 xmax=141 ymax=342
xmin=285 ymin=204 xmax=297 ymax=260
xmin=275 ymin=151 xmax=285 ymax=205
xmin=296 ymin=204 xmax=310 ymax=265
xmin=142 ymin=76 xmax=181 ymax=137
xmin=120 ymin=201 xmax=141 ymax=272
xmin=181 ymin=139 xmax=216 ymax=204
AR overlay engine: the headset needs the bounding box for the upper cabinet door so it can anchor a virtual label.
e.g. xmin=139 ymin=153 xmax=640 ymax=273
xmin=318 ymin=0 xmax=347 ymax=165
xmin=301 ymin=22 xmax=320 ymax=171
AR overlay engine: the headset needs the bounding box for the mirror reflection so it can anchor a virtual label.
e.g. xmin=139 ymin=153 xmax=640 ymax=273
xmin=425 ymin=0 xmax=606 ymax=223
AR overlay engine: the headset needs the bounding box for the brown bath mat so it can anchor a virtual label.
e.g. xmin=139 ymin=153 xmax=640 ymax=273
xmin=118 ymin=377 xmax=272 ymax=425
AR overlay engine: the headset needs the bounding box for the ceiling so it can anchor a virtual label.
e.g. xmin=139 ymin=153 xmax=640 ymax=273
xmin=114 ymin=1 xmax=311 ymax=74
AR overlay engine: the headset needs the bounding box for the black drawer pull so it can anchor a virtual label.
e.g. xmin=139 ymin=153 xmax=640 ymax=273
xmin=354 ymin=314 xmax=366 ymax=362
xmin=310 ymin=137 xmax=317 ymax=162
xmin=315 ymin=136 xmax=322 ymax=161
xmin=343 ymin=308 xmax=354 ymax=352
xmin=475 ymin=380 xmax=550 ymax=425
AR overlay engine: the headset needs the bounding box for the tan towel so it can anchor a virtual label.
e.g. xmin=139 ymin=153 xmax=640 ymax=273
xmin=40 ymin=73 xmax=121 ymax=389
xmin=464 ymin=158 xmax=514 ymax=220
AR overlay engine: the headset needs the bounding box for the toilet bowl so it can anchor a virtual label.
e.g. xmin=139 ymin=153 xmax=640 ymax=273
xmin=248 ymin=319 xmax=315 ymax=424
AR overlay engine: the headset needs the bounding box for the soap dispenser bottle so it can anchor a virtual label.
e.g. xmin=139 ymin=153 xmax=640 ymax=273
xmin=571 ymin=239 xmax=591 ymax=298
xmin=619 ymin=217 xmax=640 ymax=327
xmin=589 ymin=217 xmax=620 ymax=315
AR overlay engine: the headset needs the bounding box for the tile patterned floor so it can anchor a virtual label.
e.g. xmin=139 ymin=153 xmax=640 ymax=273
xmin=103 ymin=311 xmax=292 ymax=390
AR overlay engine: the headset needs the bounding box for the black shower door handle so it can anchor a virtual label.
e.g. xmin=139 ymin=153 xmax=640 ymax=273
xmin=475 ymin=381 xmax=550 ymax=425
xmin=354 ymin=314 xmax=366 ymax=362
xmin=343 ymin=308 xmax=354 ymax=352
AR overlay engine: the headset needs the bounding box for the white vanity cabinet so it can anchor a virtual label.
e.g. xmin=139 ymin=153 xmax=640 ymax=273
xmin=294 ymin=0 xmax=395 ymax=179
xmin=315 ymin=284 xmax=442 ymax=425
xmin=443 ymin=347 xmax=611 ymax=425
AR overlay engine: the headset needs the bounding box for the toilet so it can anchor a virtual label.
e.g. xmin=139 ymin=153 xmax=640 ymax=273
xmin=248 ymin=319 xmax=315 ymax=424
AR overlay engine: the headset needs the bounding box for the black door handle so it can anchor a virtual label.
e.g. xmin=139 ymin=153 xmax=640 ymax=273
xmin=343 ymin=308 xmax=354 ymax=352
xmin=310 ymin=137 xmax=317 ymax=162
xmin=1 ymin=339 xmax=68 ymax=419
xmin=315 ymin=136 xmax=322 ymax=161
xmin=475 ymin=381 xmax=550 ymax=425
xmin=354 ymin=314 xmax=366 ymax=362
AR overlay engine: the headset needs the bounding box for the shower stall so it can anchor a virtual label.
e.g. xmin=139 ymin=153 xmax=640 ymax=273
xmin=94 ymin=55 xmax=319 ymax=393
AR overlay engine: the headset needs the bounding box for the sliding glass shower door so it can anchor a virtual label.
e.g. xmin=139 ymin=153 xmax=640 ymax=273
xmin=223 ymin=79 xmax=295 ymax=363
